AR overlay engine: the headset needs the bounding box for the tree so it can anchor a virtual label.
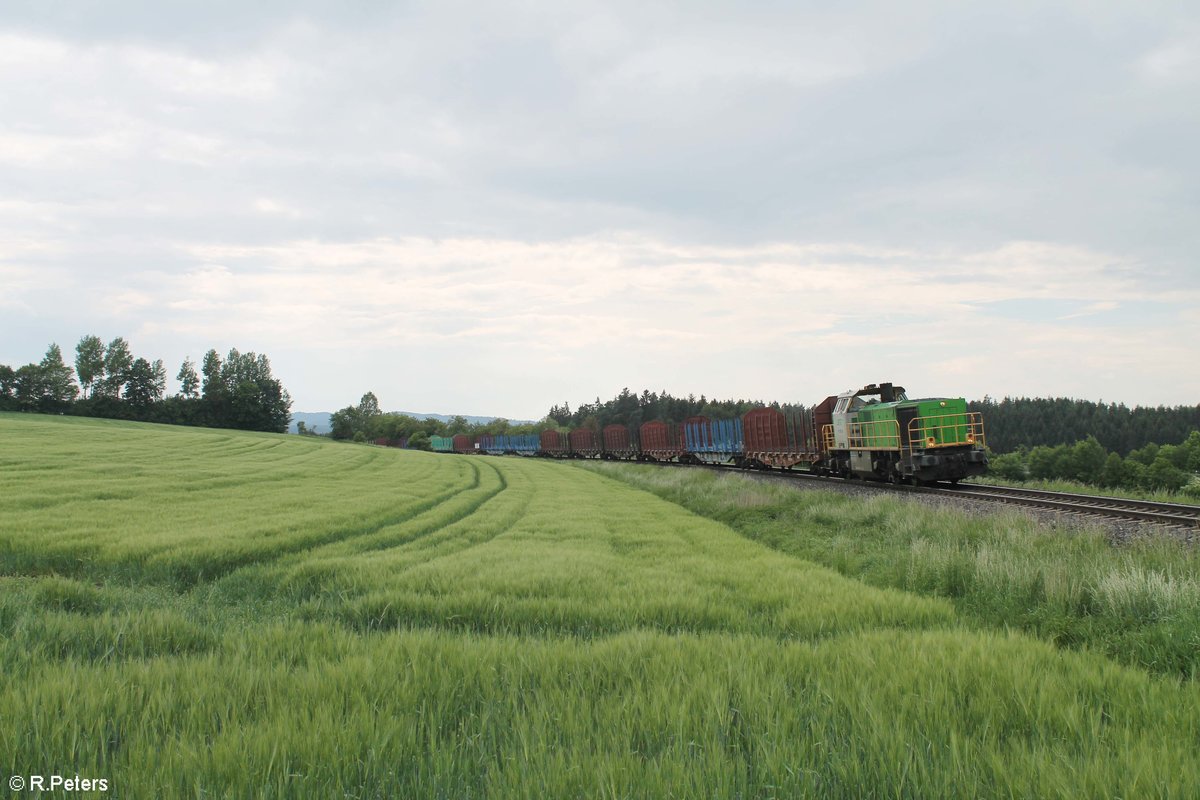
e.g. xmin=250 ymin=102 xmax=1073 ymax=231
xmin=13 ymin=364 xmax=46 ymax=411
xmin=200 ymin=349 xmax=227 ymax=425
xmin=100 ymin=337 xmax=133 ymax=398
xmin=0 ymin=364 xmax=15 ymax=410
xmin=1065 ymin=436 xmax=1107 ymax=484
xmin=1186 ymin=431 xmax=1200 ymax=473
xmin=200 ymin=350 xmax=223 ymax=399
xmin=1143 ymin=457 xmax=1189 ymax=492
xmin=151 ymin=359 xmax=167 ymax=401
xmin=216 ymin=349 xmax=291 ymax=433
xmin=1027 ymin=445 xmax=1066 ymax=480
xmin=74 ymin=335 xmax=105 ymax=398
xmin=124 ymin=358 xmax=158 ymax=408
xmin=329 ymin=407 xmax=356 ymax=440
xmin=329 ymin=392 xmax=382 ymax=441
xmin=358 ymin=392 xmax=382 ymax=418
xmin=177 ymin=358 xmax=200 ymax=399
xmin=989 ymin=452 xmax=1027 ymax=481
xmin=407 ymin=431 xmax=431 ymax=451
xmin=39 ymin=343 xmax=78 ymax=411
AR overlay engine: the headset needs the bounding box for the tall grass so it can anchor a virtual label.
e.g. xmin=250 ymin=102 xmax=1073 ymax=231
xmin=3 ymin=413 xmax=1200 ymax=797
xmin=583 ymin=462 xmax=1200 ymax=680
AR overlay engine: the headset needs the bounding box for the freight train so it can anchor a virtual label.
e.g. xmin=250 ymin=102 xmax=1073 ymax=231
xmin=430 ymin=382 xmax=988 ymax=485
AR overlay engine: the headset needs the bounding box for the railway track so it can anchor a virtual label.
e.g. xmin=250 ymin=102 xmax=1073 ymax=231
xmin=928 ymin=483 xmax=1200 ymax=528
xmin=650 ymin=460 xmax=1200 ymax=530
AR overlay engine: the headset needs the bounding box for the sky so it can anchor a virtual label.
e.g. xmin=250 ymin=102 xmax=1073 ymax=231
xmin=1 ymin=1 xmax=1198 ymax=418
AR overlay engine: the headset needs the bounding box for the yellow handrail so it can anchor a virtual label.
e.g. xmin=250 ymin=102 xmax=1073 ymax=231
xmin=847 ymin=418 xmax=901 ymax=450
xmin=822 ymin=413 xmax=986 ymax=453
xmin=907 ymin=412 xmax=985 ymax=450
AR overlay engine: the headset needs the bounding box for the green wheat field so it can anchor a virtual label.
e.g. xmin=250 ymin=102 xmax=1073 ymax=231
xmin=2 ymin=413 xmax=1198 ymax=798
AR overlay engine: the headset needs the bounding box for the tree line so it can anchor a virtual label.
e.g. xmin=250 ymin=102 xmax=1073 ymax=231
xmin=327 ymin=388 xmax=772 ymax=447
xmin=547 ymin=388 xmax=767 ymax=431
xmin=969 ymin=396 xmax=1200 ymax=456
xmin=0 ymin=337 xmax=292 ymax=433
xmin=326 ymin=392 xmax=547 ymax=448
xmin=988 ymin=433 xmax=1200 ymax=495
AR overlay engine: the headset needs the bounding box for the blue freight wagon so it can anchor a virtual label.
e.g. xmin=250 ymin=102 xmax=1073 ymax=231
xmin=684 ymin=417 xmax=744 ymax=465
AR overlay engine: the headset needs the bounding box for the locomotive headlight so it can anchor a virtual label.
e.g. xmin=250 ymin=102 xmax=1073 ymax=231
xmin=927 ymin=437 xmax=936 ymax=446
xmin=966 ymin=434 xmax=975 ymax=443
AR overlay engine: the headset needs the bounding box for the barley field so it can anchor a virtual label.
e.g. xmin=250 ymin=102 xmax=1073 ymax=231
xmin=584 ymin=462 xmax=1200 ymax=681
xmin=2 ymin=413 xmax=1198 ymax=797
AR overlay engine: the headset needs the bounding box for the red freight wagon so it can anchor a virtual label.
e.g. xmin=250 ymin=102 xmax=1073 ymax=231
xmin=639 ymin=420 xmax=685 ymax=462
xmin=569 ymin=428 xmax=601 ymax=459
xmin=539 ymin=429 xmax=570 ymax=457
xmin=452 ymin=434 xmax=474 ymax=453
xmin=813 ymin=396 xmax=836 ymax=453
xmin=742 ymin=406 xmax=821 ymax=469
xmin=602 ymin=424 xmax=639 ymax=460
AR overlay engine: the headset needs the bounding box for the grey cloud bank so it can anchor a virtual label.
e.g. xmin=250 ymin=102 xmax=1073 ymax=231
xmin=1 ymin=2 xmax=1197 ymax=414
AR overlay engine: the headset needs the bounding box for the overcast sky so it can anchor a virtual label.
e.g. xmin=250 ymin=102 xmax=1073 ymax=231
xmin=2 ymin=1 xmax=1198 ymax=417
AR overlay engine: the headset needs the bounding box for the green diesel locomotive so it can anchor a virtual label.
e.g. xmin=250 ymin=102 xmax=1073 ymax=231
xmin=819 ymin=382 xmax=987 ymax=484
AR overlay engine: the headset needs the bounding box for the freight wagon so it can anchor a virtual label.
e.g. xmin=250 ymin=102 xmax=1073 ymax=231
xmin=601 ymin=424 xmax=640 ymax=461
xmin=478 ymin=434 xmax=540 ymax=456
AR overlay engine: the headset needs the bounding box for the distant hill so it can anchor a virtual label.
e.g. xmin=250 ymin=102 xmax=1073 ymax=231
xmin=288 ymin=411 xmax=534 ymax=434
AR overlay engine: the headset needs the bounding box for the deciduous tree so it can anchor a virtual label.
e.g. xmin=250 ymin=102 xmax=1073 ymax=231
xmin=74 ymin=335 xmax=105 ymax=398
xmin=177 ymin=358 xmax=200 ymax=398
xmin=39 ymin=344 xmax=78 ymax=411
xmin=101 ymin=337 xmax=133 ymax=398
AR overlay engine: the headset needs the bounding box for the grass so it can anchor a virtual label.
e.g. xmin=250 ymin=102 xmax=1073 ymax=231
xmin=3 ymin=412 xmax=1200 ymax=797
xmin=581 ymin=462 xmax=1200 ymax=680
xmin=965 ymin=474 xmax=1200 ymax=505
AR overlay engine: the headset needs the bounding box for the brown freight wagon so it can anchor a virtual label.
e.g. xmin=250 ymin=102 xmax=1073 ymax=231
xmin=452 ymin=434 xmax=474 ymax=453
xmin=639 ymin=420 xmax=685 ymax=462
xmin=602 ymin=424 xmax=639 ymax=460
xmin=742 ymin=406 xmax=821 ymax=469
xmin=539 ymin=429 xmax=570 ymax=457
xmin=568 ymin=428 xmax=602 ymax=459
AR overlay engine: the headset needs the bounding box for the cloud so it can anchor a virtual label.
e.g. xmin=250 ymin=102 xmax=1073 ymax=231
xmin=1 ymin=3 xmax=1198 ymax=412
xmin=1139 ymin=38 xmax=1200 ymax=84
xmin=1058 ymin=301 xmax=1120 ymax=320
